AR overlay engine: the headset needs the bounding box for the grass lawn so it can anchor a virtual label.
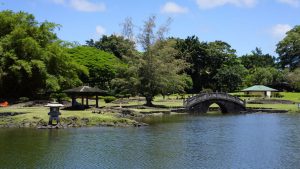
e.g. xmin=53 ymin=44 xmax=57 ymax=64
xmin=0 ymin=105 xmax=135 ymax=127
xmin=246 ymin=104 xmax=299 ymax=112
xmin=232 ymin=92 xmax=300 ymax=113
xmin=279 ymin=92 xmax=300 ymax=102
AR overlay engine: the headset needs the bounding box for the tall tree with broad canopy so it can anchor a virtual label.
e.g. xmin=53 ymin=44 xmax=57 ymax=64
xmin=213 ymin=59 xmax=248 ymax=92
xmin=175 ymin=37 xmax=238 ymax=92
xmin=276 ymin=25 xmax=300 ymax=70
xmin=0 ymin=10 xmax=86 ymax=99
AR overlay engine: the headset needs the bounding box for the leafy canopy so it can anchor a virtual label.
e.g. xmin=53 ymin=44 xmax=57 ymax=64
xmin=68 ymin=46 xmax=125 ymax=90
xmin=276 ymin=25 xmax=300 ymax=70
xmin=0 ymin=10 xmax=85 ymax=99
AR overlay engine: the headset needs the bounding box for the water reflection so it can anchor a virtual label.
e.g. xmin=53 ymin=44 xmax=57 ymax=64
xmin=1 ymin=113 xmax=300 ymax=169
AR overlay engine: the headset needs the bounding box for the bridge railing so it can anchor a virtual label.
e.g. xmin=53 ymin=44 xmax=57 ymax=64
xmin=184 ymin=92 xmax=245 ymax=108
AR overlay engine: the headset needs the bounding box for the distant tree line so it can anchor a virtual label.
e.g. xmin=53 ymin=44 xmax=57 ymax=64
xmin=0 ymin=11 xmax=299 ymax=105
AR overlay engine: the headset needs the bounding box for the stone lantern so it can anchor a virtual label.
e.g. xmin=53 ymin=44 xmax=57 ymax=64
xmin=45 ymin=103 xmax=64 ymax=125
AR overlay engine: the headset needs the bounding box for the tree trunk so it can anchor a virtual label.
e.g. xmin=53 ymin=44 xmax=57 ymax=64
xmin=145 ymin=96 xmax=153 ymax=107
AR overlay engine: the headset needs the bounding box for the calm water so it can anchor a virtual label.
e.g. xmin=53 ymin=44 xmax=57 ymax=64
xmin=1 ymin=113 xmax=300 ymax=169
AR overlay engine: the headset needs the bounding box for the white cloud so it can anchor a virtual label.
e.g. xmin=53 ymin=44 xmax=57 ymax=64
xmin=271 ymin=24 xmax=292 ymax=39
xmin=96 ymin=25 xmax=106 ymax=36
xmin=196 ymin=0 xmax=257 ymax=9
xmin=161 ymin=2 xmax=189 ymax=14
xmin=277 ymin=0 xmax=300 ymax=7
xmin=70 ymin=0 xmax=106 ymax=12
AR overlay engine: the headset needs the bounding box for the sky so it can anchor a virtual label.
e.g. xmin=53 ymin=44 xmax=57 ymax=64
xmin=0 ymin=0 xmax=299 ymax=56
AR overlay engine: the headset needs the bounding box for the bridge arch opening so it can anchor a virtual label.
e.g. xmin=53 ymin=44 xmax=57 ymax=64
xmin=207 ymin=102 xmax=229 ymax=114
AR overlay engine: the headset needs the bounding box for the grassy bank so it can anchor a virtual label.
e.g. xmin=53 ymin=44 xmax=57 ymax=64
xmin=0 ymin=106 xmax=136 ymax=128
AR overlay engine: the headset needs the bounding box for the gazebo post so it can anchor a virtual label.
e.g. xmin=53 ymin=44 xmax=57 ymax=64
xmin=71 ymin=97 xmax=76 ymax=107
xmin=86 ymin=96 xmax=89 ymax=107
xmin=81 ymin=96 xmax=84 ymax=105
xmin=96 ymin=95 xmax=99 ymax=108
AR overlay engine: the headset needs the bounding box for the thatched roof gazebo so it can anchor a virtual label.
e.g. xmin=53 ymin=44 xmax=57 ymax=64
xmin=63 ymin=86 xmax=106 ymax=108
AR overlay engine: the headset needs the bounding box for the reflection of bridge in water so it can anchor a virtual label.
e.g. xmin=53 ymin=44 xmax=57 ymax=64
xmin=184 ymin=92 xmax=246 ymax=114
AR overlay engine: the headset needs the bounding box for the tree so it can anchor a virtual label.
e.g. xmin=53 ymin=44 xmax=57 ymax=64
xmin=240 ymin=47 xmax=276 ymax=69
xmin=276 ymin=25 xmax=300 ymax=70
xmin=68 ymin=46 xmax=125 ymax=90
xmin=244 ymin=67 xmax=284 ymax=87
xmin=86 ymin=34 xmax=136 ymax=59
xmin=213 ymin=59 xmax=247 ymax=92
xmin=121 ymin=17 xmax=134 ymax=41
xmin=285 ymin=68 xmax=300 ymax=91
xmin=0 ymin=10 xmax=85 ymax=99
xmin=175 ymin=37 xmax=238 ymax=92
xmin=112 ymin=16 xmax=190 ymax=106
xmin=175 ymin=36 xmax=208 ymax=92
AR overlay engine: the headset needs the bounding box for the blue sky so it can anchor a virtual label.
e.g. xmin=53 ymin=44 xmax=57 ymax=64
xmin=0 ymin=0 xmax=299 ymax=56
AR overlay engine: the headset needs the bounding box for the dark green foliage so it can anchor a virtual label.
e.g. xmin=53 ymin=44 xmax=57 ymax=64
xmin=213 ymin=61 xmax=247 ymax=92
xmin=285 ymin=68 xmax=300 ymax=91
xmin=86 ymin=34 xmax=136 ymax=59
xmin=244 ymin=67 xmax=285 ymax=87
xmin=49 ymin=93 xmax=69 ymax=102
xmin=175 ymin=36 xmax=207 ymax=92
xmin=0 ymin=10 xmax=85 ymax=99
xmin=175 ymin=36 xmax=240 ymax=92
xmin=68 ymin=46 xmax=125 ymax=89
xmin=18 ymin=97 xmax=30 ymax=103
xmin=240 ymin=48 xmax=276 ymax=69
xmin=276 ymin=25 xmax=300 ymax=70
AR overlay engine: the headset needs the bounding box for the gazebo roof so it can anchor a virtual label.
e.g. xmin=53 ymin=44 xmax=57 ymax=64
xmin=63 ymin=86 xmax=106 ymax=95
xmin=241 ymin=85 xmax=278 ymax=92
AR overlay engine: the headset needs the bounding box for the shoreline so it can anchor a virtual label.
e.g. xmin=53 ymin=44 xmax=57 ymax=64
xmin=0 ymin=96 xmax=299 ymax=129
xmin=0 ymin=108 xmax=294 ymax=129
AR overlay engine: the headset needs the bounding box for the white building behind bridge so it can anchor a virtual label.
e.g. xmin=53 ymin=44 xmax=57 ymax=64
xmin=241 ymin=85 xmax=278 ymax=98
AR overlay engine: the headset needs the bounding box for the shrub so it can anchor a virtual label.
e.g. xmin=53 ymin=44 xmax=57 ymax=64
xmin=201 ymin=88 xmax=213 ymax=93
xmin=272 ymin=93 xmax=284 ymax=98
xmin=103 ymin=96 xmax=117 ymax=103
xmin=50 ymin=93 xmax=69 ymax=102
xmin=232 ymin=94 xmax=261 ymax=97
xmin=18 ymin=97 xmax=30 ymax=103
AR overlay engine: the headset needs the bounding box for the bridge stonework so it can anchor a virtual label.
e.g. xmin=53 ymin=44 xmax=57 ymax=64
xmin=184 ymin=93 xmax=246 ymax=114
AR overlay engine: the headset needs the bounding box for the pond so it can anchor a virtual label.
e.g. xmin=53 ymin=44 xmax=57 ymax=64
xmin=1 ymin=113 xmax=300 ymax=169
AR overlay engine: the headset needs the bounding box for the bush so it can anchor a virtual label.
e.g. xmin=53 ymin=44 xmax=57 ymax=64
xmin=201 ymin=88 xmax=213 ymax=93
xmin=272 ymin=93 xmax=284 ymax=98
xmin=18 ymin=97 xmax=30 ymax=103
xmin=50 ymin=93 xmax=69 ymax=102
xmin=103 ymin=96 xmax=117 ymax=103
xmin=232 ymin=94 xmax=261 ymax=97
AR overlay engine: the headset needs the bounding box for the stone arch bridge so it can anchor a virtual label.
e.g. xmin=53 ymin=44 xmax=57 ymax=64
xmin=184 ymin=92 xmax=246 ymax=114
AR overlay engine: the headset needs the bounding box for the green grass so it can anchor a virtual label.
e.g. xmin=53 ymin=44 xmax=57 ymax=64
xmin=229 ymin=92 xmax=300 ymax=112
xmin=0 ymin=106 xmax=135 ymax=127
xmin=279 ymin=92 xmax=300 ymax=102
xmin=246 ymin=104 xmax=300 ymax=112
